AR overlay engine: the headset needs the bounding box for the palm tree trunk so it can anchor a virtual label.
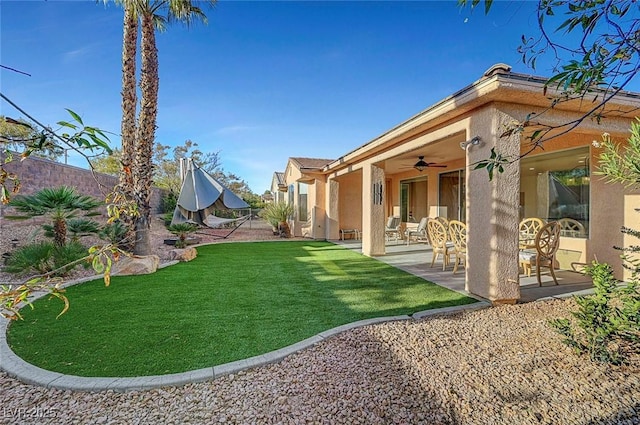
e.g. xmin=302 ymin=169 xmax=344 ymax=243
xmin=53 ymin=217 xmax=66 ymax=247
xmin=132 ymin=11 xmax=159 ymax=256
xmin=120 ymin=5 xmax=138 ymax=252
xmin=120 ymin=6 xmax=137 ymax=195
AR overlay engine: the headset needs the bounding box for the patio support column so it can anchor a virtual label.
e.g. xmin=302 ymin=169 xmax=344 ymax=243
xmin=326 ymin=179 xmax=340 ymax=240
xmin=362 ymin=164 xmax=385 ymax=256
xmin=466 ymin=108 xmax=521 ymax=304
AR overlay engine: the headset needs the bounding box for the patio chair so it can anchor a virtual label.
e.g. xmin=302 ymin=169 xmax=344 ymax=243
xmin=519 ymin=221 xmax=561 ymax=286
xmin=558 ymin=218 xmax=585 ymax=237
xmin=405 ymin=217 xmax=428 ymax=245
xmin=427 ymin=218 xmax=453 ymax=270
xmin=448 ymin=220 xmax=467 ymax=274
xmin=385 ymin=216 xmax=402 ymax=242
xmin=519 ymin=217 xmax=544 ymax=250
xmin=434 ymin=216 xmax=449 ymax=229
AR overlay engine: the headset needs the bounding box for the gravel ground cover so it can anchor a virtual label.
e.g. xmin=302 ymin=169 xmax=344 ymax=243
xmin=1 ymin=299 xmax=638 ymax=424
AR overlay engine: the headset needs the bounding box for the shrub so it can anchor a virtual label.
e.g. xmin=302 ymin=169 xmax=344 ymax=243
xmin=98 ymin=220 xmax=130 ymax=250
xmin=51 ymin=218 xmax=101 ymax=242
xmin=160 ymin=192 xmax=178 ymax=214
xmin=52 ymin=242 xmax=90 ymax=275
xmin=167 ymin=223 xmax=198 ymax=248
xmin=4 ymin=242 xmax=55 ymax=275
xmin=163 ymin=212 xmax=174 ymax=227
xmin=160 ymin=193 xmax=178 ymax=225
xmin=259 ymin=202 xmax=294 ymax=237
xmin=549 ymin=261 xmax=640 ymax=364
xmin=5 ymin=241 xmax=89 ymax=276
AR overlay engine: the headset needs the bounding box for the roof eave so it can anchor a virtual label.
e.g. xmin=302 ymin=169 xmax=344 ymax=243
xmin=323 ymin=71 xmax=640 ymax=173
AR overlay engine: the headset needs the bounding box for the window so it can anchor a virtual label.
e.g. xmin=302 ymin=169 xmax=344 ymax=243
xmin=439 ymin=170 xmax=466 ymax=222
xmin=298 ymin=182 xmax=308 ymax=221
xmin=288 ymin=184 xmax=294 ymax=206
xmin=520 ymin=147 xmax=590 ymax=237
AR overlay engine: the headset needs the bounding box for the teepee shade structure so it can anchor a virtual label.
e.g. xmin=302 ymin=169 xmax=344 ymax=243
xmin=171 ymin=158 xmax=249 ymax=227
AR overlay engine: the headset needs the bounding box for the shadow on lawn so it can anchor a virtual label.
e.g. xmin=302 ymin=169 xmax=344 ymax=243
xmin=285 ymin=241 xmax=477 ymax=317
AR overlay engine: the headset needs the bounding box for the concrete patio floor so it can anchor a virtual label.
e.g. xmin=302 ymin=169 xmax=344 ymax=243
xmin=334 ymin=239 xmax=593 ymax=303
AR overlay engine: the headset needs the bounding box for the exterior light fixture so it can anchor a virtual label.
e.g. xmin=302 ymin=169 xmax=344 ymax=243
xmin=460 ymin=136 xmax=481 ymax=150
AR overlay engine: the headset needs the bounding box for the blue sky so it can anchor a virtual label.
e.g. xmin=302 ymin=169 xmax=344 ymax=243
xmin=2 ymin=1 xmax=636 ymax=193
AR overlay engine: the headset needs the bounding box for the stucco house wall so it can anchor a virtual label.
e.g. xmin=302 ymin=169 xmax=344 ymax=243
xmin=272 ymin=64 xmax=639 ymax=302
xmin=337 ymin=171 xmax=362 ymax=232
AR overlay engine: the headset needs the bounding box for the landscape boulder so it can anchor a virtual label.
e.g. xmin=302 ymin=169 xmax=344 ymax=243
xmin=169 ymin=247 xmax=197 ymax=262
xmin=111 ymin=255 xmax=160 ymax=276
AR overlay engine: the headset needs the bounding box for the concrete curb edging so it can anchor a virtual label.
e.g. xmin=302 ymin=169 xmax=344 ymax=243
xmin=0 ymin=286 xmax=489 ymax=392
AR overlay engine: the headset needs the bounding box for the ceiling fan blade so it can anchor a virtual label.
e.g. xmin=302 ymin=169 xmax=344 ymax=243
xmin=428 ymin=164 xmax=447 ymax=168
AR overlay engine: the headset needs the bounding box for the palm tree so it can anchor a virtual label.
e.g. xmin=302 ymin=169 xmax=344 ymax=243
xmin=8 ymin=186 xmax=101 ymax=247
xmin=119 ymin=3 xmax=138 ymax=252
xmin=109 ymin=0 xmax=214 ymax=255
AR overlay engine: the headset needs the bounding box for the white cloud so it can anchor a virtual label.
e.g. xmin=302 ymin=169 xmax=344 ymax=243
xmin=63 ymin=43 xmax=102 ymax=63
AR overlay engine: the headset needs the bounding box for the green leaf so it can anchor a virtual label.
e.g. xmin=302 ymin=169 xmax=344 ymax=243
xmin=76 ymin=137 xmax=91 ymax=148
xmin=57 ymin=121 xmax=77 ymax=130
xmin=92 ymin=256 xmax=105 ymax=273
xmin=484 ymin=0 xmax=492 ymax=15
xmin=474 ymin=162 xmax=488 ymax=169
xmin=65 ymin=108 xmax=84 ymax=125
xmin=530 ymin=130 xmax=542 ymax=142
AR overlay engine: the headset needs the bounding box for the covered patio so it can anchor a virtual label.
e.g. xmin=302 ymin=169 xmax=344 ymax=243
xmin=335 ymin=239 xmax=594 ymax=303
xmin=276 ymin=64 xmax=637 ymax=304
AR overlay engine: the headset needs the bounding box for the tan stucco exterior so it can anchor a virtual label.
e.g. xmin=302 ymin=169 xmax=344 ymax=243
xmin=269 ymin=172 xmax=287 ymax=204
xmin=271 ymin=65 xmax=640 ymax=302
xmin=280 ymin=158 xmax=333 ymax=240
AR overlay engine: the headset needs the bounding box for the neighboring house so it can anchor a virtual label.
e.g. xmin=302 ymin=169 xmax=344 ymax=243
xmin=279 ymin=158 xmax=334 ymax=239
xmin=261 ymin=192 xmax=274 ymax=203
xmin=269 ymin=171 xmax=287 ymax=204
xmin=272 ymin=63 xmax=640 ymax=304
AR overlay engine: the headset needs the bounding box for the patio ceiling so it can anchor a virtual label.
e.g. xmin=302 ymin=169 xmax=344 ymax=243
xmin=380 ymin=135 xmax=590 ymax=177
xmin=381 ymin=132 xmax=469 ymax=174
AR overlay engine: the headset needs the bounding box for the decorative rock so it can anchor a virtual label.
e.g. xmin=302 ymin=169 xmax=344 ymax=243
xmin=111 ymin=255 xmax=160 ymax=276
xmin=1 ymin=298 xmax=639 ymax=424
xmin=169 ymin=247 xmax=197 ymax=262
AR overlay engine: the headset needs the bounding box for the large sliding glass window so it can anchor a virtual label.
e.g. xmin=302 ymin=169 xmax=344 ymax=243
xmin=439 ymin=170 xmax=466 ymax=222
xmin=400 ymin=177 xmax=428 ymax=222
xmin=520 ymin=147 xmax=590 ymax=237
xmin=298 ymin=182 xmax=308 ymax=221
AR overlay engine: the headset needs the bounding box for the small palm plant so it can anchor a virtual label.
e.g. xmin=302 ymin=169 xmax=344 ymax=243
xmin=167 ymin=223 xmax=198 ymax=248
xmin=259 ymin=202 xmax=294 ymax=238
xmin=8 ymin=186 xmax=101 ymax=247
xmin=52 ymin=218 xmax=101 ymax=243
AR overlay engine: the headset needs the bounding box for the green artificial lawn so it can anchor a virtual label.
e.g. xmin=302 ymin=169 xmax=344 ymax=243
xmin=8 ymin=241 xmax=477 ymax=377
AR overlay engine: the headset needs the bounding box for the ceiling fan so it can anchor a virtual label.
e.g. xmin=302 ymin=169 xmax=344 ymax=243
xmin=406 ymin=156 xmax=447 ymax=172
